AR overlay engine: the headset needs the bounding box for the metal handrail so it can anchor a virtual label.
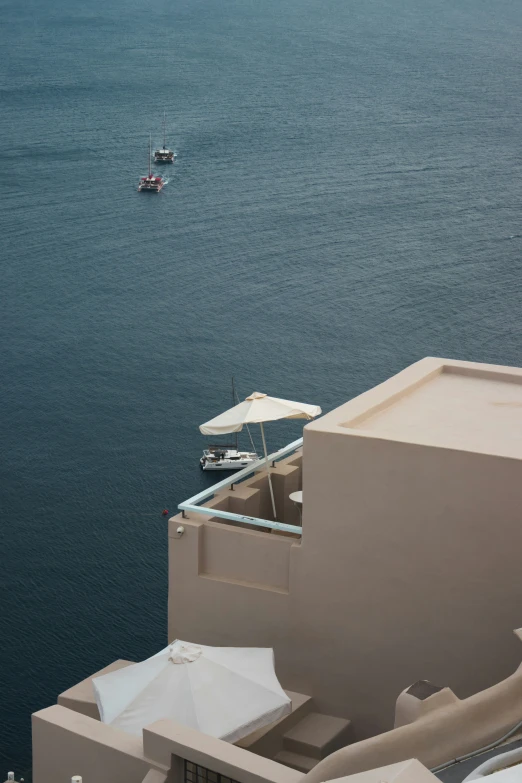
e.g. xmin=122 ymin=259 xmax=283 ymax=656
xmin=178 ymin=438 xmax=303 ymax=535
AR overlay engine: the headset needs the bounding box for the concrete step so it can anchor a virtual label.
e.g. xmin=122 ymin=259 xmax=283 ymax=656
xmin=236 ymin=690 xmax=313 ymax=758
xmin=274 ymin=750 xmax=319 ymax=773
xmin=283 ymin=712 xmax=353 ymax=760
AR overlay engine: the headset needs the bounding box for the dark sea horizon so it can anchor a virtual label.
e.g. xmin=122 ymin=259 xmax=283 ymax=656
xmin=1 ymin=0 xmax=522 ymax=776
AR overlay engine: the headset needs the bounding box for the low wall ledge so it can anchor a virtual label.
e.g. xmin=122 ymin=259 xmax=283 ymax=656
xmin=143 ymin=720 xmax=302 ymax=783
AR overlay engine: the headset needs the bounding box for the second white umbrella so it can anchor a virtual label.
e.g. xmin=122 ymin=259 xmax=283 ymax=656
xmin=93 ymin=640 xmax=291 ymax=742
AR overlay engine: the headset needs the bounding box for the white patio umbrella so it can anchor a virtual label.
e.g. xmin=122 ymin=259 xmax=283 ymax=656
xmin=93 ymin=640 xmax=291 ymax=742
xmin=200 ymin=392 xmax=322 ymax=518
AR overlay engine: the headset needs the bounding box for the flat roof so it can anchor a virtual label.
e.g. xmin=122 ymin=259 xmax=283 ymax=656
xmin=308 ymin=358 xmax=522 ymax=460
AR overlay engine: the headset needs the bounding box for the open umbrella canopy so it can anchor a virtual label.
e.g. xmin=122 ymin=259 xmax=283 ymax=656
xmin=93 ymin=640 xmax=291 ymax=742
xmin=200 ymin=392 xmax=322 ymax=435
xmin=200 ymin=392 xmax=321 ymax=518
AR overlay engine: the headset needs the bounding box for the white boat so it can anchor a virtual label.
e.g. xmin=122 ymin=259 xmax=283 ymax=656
xmin=154 ymin=111 xmax=176 ymax=164
xmin=200 ymin=378 xmax=259 ymax=471
xmin=200 ymin=447 xmax=259 ymax=471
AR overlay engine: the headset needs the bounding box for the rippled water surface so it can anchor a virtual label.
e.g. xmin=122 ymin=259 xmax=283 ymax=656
xmin=1 ymin=0 xmax=522 ymax=775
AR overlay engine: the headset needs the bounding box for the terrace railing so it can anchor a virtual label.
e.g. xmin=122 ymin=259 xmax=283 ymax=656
xmin=178 ymin=438 xmax=303 ymax=535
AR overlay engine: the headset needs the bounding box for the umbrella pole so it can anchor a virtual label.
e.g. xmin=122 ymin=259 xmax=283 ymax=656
xmin=260 ymin=422 xmax=277 ymax=519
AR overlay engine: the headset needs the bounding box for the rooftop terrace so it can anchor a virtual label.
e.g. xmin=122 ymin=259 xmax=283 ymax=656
xmin=302 ymin=358 xmax=522 ymax=461
xmin=348 ymin=363 xmax=522 ymax=459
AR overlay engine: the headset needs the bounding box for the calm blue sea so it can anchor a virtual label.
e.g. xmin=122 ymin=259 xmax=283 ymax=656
xmin=1 ymin=0 xmax=522 ymax=775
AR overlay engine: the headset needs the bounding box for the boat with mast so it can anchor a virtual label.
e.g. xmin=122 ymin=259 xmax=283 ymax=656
xmin=199 ymin=378 xmax=259 ymax=471
xmin=154 ymin=112 xmax=176 ymax=164
xmin=138 ymin=134 xmax=166 ymax=192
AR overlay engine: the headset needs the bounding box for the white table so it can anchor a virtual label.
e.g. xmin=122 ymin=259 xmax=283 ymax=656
xmin=289 ymin=491 xmax=303 ymax=523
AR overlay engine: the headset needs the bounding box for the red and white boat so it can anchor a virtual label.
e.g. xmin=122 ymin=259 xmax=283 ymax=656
xmin=138 ymin=135 xmax=166 ymax=192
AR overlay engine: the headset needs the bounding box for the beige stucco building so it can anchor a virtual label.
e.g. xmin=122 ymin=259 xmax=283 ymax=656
xmin=26 ymin=357 xmax=522 ymax=783
xmin=169 ymin=357 xmax=522 ymax=738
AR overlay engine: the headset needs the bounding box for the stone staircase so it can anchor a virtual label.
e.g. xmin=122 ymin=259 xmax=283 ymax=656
xmin=274 ymin=712 xmax=354 ymax=773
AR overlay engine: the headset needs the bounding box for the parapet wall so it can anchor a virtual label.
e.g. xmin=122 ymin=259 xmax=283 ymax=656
xmin=168 ymin=511 xmax=298 ymax=654
xmin=32 ymin=706 xmax=301 ymax=783
xmin=32 ymin=706 xmax=152 ymax=783
xmin=168 ymin=451 xmax=303 ymax=659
